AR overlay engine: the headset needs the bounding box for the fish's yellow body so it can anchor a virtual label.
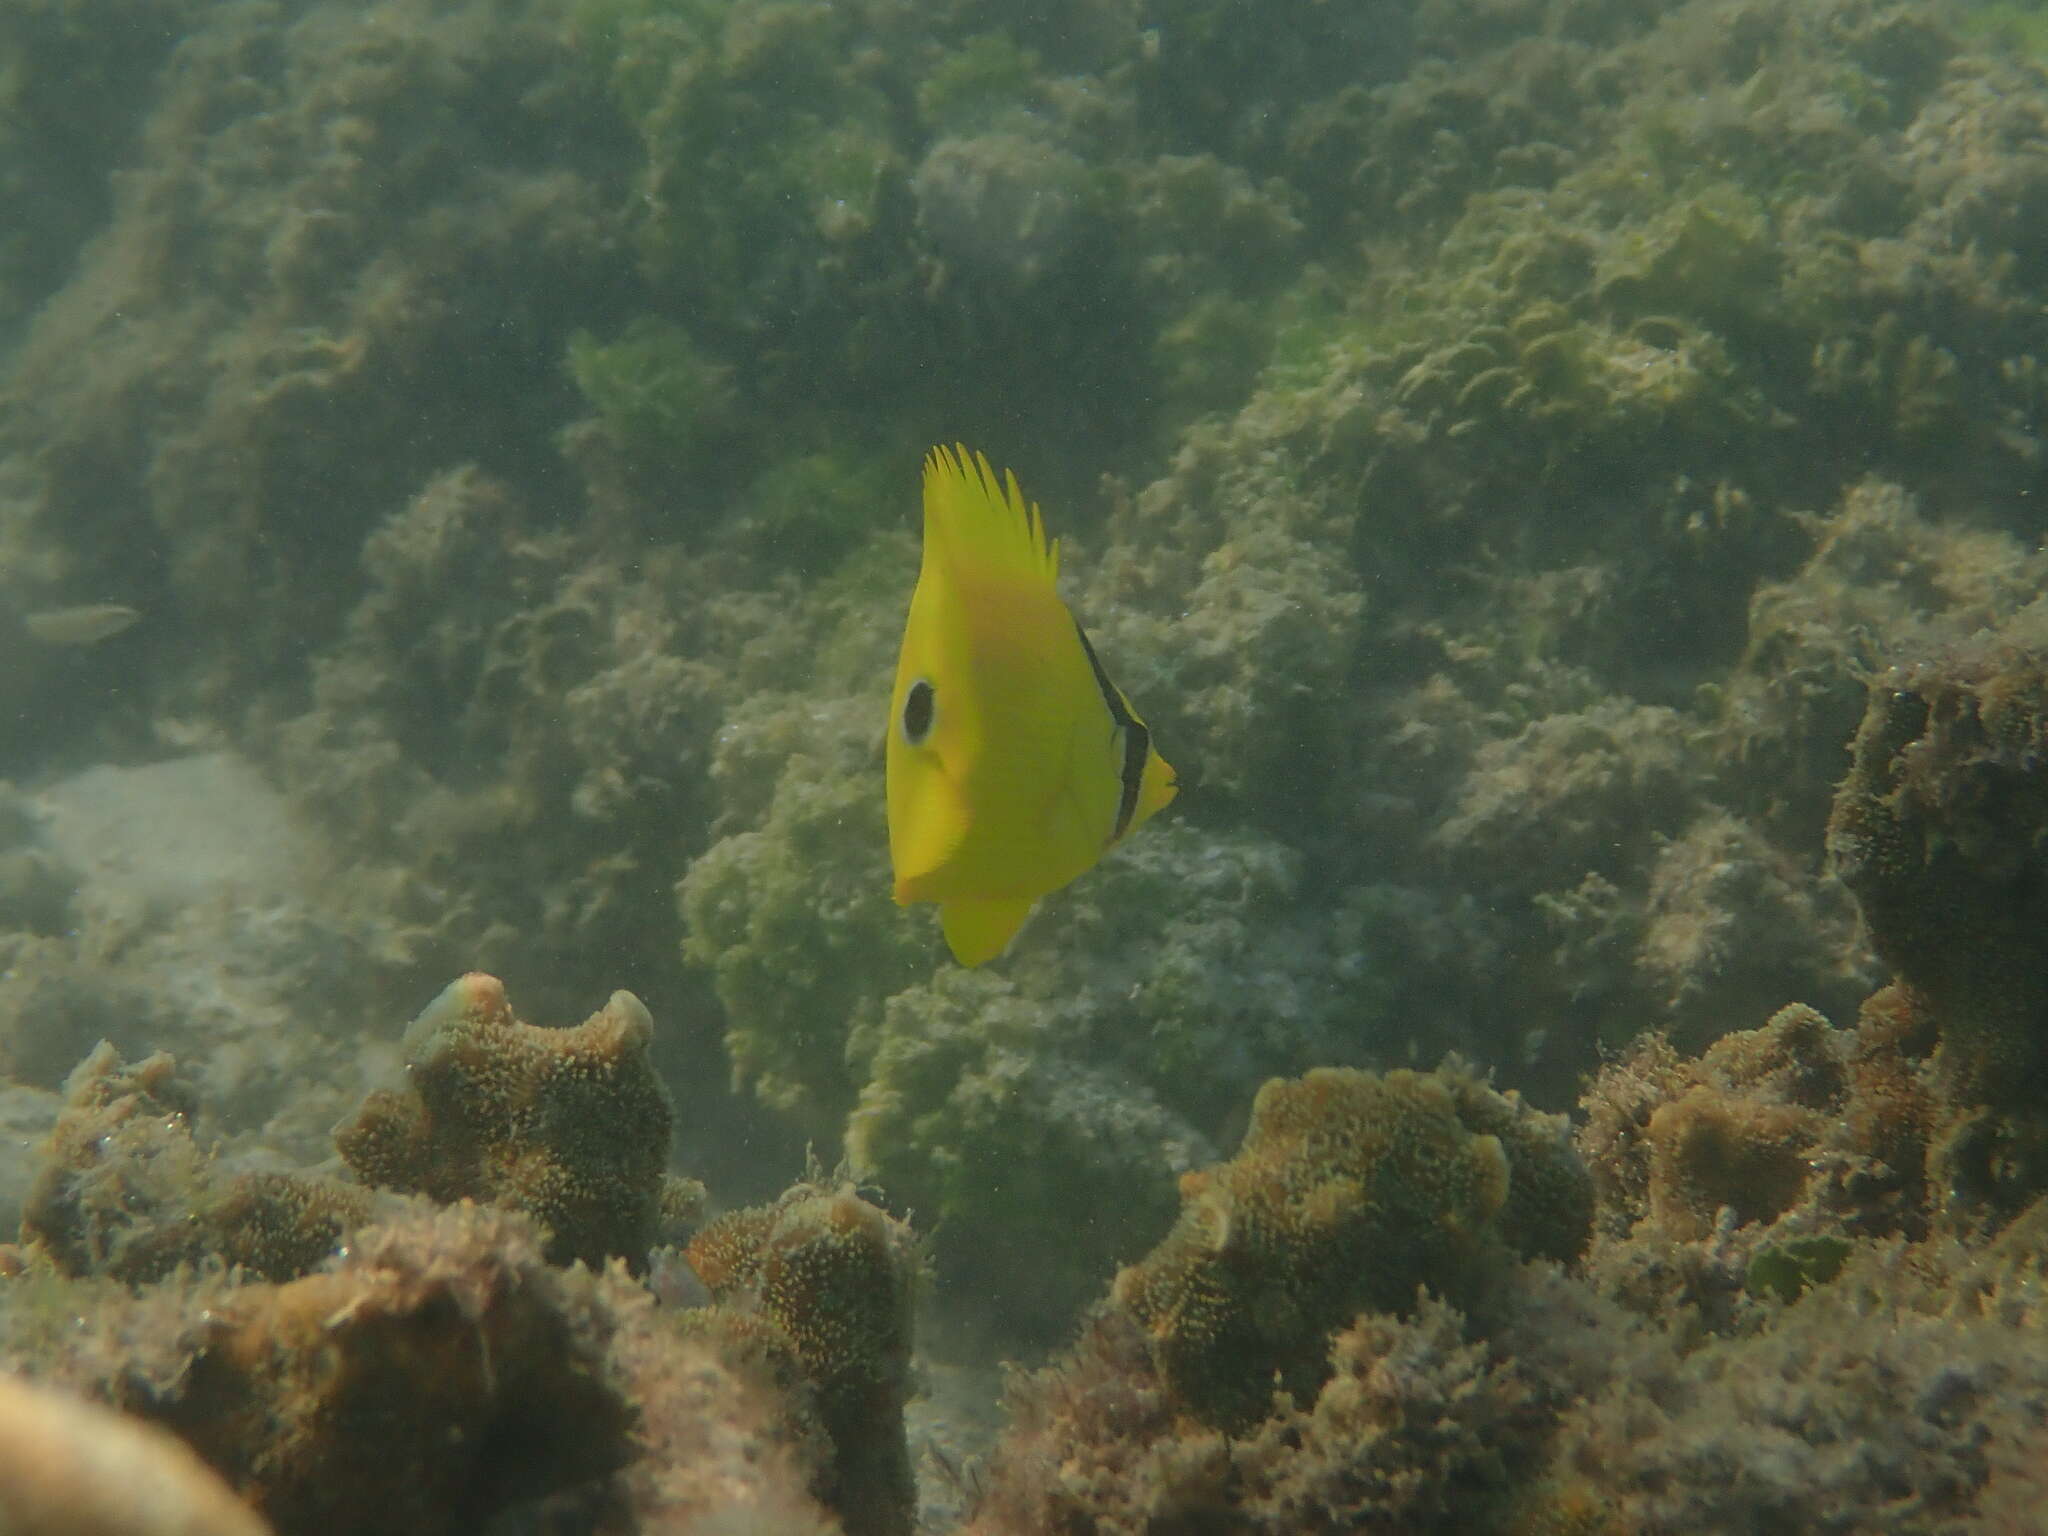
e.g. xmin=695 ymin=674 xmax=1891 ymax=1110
xmin=887 ymin=446 xmax=1177 ymax=965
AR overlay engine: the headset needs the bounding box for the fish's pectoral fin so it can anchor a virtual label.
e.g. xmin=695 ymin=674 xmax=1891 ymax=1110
xmin=939 ymin=895 xmax=1037 ymax=967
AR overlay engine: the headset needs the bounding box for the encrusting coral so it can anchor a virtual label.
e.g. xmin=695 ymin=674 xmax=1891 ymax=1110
xmin=1522 ymin=1201 xmax=2048 ymax=1534
xmin=1819 ymin=640 xmax=2048 ymax=1223
xmin=1111 ymin=1060 xmax=1590 ymax=1433
xmin=965 ymin=997 xmax=2048 ymax=1535
xmin=687 ymin=1176 xmax=921 ymax=1536
xmin=2 ymin=1202 xmax=646 ymax=1536
xmin=335 ymin=972 xmax=685 ymax=1270
xmin=15 ymin=0 xmax=2048 ymax=1528
xmin=6 ymin=1119 xmax=860 ymax=1536
xmin=603 ymin=1290 xmax=843 ymax=1535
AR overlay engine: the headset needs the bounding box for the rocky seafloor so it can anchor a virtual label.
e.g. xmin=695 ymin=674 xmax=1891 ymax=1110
xmin=5 ymin=0 xmax=2048 ymax=1528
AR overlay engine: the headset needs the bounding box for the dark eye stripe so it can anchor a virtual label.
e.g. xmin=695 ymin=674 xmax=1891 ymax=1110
xmin=1072 ymin=620 xmax=1147 ymax=843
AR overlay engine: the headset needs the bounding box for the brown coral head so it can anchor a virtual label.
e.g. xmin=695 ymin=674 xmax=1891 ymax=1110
xmin=1112 ymin=1063 xmax=1588 ymax=1433
xmin=1644 ymin=1089 xmax=1815 ymax=1242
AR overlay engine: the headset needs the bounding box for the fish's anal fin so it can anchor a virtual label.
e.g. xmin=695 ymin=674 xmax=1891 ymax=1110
xmin=940 ymin=895 xmax=1037 ymax=966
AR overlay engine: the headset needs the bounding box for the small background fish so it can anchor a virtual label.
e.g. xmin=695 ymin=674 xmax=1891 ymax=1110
xmin=22 ymin=604 xmax=141 ymax=646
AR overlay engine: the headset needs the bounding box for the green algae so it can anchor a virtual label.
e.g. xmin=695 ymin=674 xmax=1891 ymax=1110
xmin=1747 ymin=1234 xmax=1853 ymax=1303
xmin=916 ymin=33 xmax=1044 ymax=134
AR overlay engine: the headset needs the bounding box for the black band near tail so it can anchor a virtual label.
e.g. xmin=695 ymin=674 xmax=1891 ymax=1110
xmin=1073 ymin=619 xmax=1149 ymax=844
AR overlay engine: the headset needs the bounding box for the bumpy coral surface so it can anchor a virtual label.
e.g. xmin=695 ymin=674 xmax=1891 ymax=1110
xmin=687 ymin=1178 xmax=920 ymax=1536
xmin=163 ymin=1204 xmax=631 ymax=1535
xmin=1112 ymin=1061 xmax=1589 ymax=1432
xmin=335 ymin=973 xmax=676 ymax=1270
xmin=1528 ymin=1203 xmax=2048 ymax=1534
xmin=605 ymin=1294 xmax=842 ymax=1535
xmin=963 ymin=1300 xmax=1548 ymax=1536
xmin=3 ymin=1203 xmax=639 ymax=1536
xmin=13 ymin=0 xmax=2048 ymax=1523
xmin=1577 ymin=996 xmax=1944 ymax=1329
xmin=968 ymin=1011 xmax=2048 ymax=1535
xmin=2 ymin=1186 xmax=863 ymax=1536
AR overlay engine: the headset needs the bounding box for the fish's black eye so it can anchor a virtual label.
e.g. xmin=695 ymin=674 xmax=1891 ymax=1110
xmin=900 ymin=677 xmax=936 ymax=746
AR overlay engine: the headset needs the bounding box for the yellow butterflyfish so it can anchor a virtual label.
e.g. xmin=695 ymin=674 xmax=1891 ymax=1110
xmin=887 ymin=445 xmax=1177 ymax=965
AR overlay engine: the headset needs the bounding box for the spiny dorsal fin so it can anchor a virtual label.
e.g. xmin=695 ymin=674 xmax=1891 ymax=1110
xmin=922 ymin=444 xmax=1060 ymax=588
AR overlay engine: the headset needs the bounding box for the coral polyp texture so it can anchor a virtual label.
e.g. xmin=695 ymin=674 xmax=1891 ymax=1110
xmin=960 ymin=997 xmax=2048 ymax=1534
xmin=1575 ymin=1002 xmax=1901 ymax=1325
xmin=687 ymin=1178 xmax=920 ymax=1536
xmin=334 ymin=973 xmax=677 ymax=1270
xmin=1111 ymin=1061 xmax=1590 ymax=1432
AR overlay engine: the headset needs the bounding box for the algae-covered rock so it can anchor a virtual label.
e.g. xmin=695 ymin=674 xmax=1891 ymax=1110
xmin=21 ymin=1043 xmax=371 ymax=1286
xmin=844 ymin=964 xmax=1206 ymax=1346
xmin=960 ymin=1299 xmax=1546 ymax=1536
xmin=1577 ymin=997 xmax=1940 ymax=1327
xmin=1529 ymin=1204 xmax=2048 ymax=1535
xmin=1828 ymin=646 xmax=2048 ymax=1117
xmin=174 ymin=1204 xmax=631 ymax=1534
xmin=678 ymin=691 xmax=929 ymax=1138
xmin=11 ymin=1202 xmax=631 ymax=1536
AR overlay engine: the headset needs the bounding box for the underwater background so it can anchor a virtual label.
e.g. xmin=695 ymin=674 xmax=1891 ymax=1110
xmin=5 ymin=0 xmax=2048 ymax=1529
